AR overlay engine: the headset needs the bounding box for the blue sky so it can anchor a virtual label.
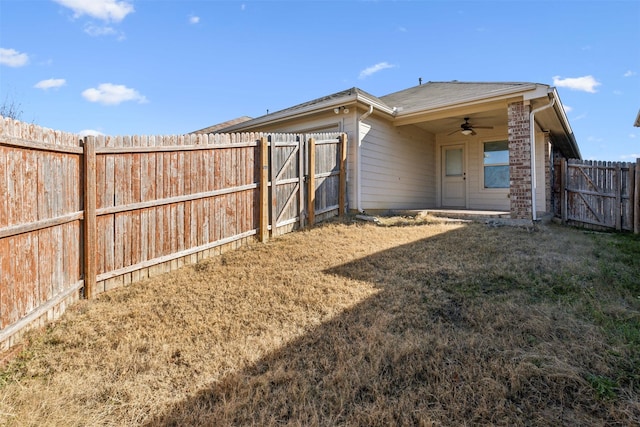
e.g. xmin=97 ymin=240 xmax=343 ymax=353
xmin=1 ymin=0 xmax=638 ymax=161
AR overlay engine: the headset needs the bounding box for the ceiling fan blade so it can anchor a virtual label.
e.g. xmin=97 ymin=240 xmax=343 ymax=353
xmin=473 ymin=125 xmax=494 ymax=129
xmin=447 ymin=129 xmax=460 ymax=136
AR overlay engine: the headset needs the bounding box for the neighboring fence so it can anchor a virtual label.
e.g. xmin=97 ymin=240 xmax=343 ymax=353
xmin=0 ymin=117 xmax=347 ymax=350
xmin=555 ymin=158 xmax=639 ymax=233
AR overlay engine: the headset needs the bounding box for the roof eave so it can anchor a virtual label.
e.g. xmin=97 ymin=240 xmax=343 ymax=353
xmin=220 ymin=90 xmax=395 ymax=133
xmin=393 ymin=83 xmax=541 ymax=118
xmin=550 ymin=88 xmax=581 ymax=159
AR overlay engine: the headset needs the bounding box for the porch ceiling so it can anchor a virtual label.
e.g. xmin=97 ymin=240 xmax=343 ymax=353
xmin=397 ymin=107 xmax=507 ymax=135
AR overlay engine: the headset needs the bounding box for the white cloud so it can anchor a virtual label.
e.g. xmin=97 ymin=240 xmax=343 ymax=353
xmin=0 ymin=48 xmax=29 ymax=67
xmin=241 ymin=4 xmax=246 ymax=11
xmin=78 ymin=129 xmax=106 ymax=137
xmin=624 ymin=70 xmax=636 ymax=77
xmin=552 ymin=75 xmax=601 ymax=93
xmin=629 ymin=133 xmax=636 ymax=139
xmin=34 ymin=78 xmax=66 ymax=90
xmin=54 ymin=0 xmax=134 ymax=22
xmin=620 ymin=153 xmax=640 ymax=160
xmin=359 ymin=62 xmax=396 ymax=79
xmin=189 ymin=15 xmax=200 ymax=24
xmin=82 ymin=83 xmax=148 ymax=105
xmin=84 ymin=23 xmax=120 ymax=38
xmin=562 ymin=104 xmax=573 ymax=113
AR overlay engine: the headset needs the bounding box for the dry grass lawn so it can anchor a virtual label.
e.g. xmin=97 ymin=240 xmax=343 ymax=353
xmin=1 ymin=214 xmax=639 ymax=426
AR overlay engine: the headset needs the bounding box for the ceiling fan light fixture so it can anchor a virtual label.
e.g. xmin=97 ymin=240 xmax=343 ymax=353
xmin=461 ymin=129 xmax=473 ymax=136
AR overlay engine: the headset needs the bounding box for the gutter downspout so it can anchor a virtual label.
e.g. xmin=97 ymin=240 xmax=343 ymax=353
xmin=529 ymin=96 xmax=555 ymax=221
xmin=356 ymin=104 xmax=374 ymax=213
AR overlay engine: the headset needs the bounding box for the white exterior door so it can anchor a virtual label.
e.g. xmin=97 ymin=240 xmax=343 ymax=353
xmin=441 ymin=145 xmax=466 ymax=208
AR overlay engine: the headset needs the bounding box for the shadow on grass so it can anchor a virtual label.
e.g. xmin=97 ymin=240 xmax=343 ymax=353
xmin=144 ymin=224 xmax=621 ymax=426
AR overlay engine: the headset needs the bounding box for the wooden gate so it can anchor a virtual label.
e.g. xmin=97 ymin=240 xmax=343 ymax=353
xmin=560 ymin=159 xmax=637 ymax=231
xmin=269 ymin=134 xmax=305 ymax=236
xmin=268 ymin=132 xmax=347 ymax=236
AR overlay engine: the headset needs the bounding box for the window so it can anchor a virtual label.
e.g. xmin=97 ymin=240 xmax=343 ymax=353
xmin=445 ymin=148 xmax=463 ymax=176
xmin=483 ymin=141 xmax=509 ymax=188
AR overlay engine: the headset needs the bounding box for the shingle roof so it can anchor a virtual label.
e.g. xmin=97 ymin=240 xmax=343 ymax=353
xmin=196 ymin=81 xmax=549 ymax=134
xmin=255 ymin=87 xmax=380 ymax=117
xmin=204 ymin=87 xmax=382 ymax=133
xmin=192 ymin=116 xmax=253 ymax=134
xmin=379 ymin=81 xmax=536 ymax=112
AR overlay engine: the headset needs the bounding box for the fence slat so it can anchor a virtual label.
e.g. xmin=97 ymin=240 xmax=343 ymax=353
xmin=635 ymin=159 xmax=640 ymax=234
xmin=83 ymin=137 xmax=97 ymax=299
xmin=0 ymin=146 xmax=7 ymax=229
xmin=615 ymin=164 xmax=622 ymax=231
xmin=339 ymin=133 xmax=347 ymax=215
xmin=307 ymin=138 xmax=316 ymax=226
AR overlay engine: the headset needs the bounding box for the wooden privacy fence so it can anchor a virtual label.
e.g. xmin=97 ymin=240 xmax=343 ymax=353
xmin=0 ymin=117 xmax=347 ymax=350
xmin=556 ymin=158 xmax=640 ymax=233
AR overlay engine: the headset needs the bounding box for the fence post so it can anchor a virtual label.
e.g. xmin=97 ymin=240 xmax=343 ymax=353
xmin=307 ymin=137 xmax=316 ymax=226
xmin=615 ymin=163 xmax=622 ymax=231
xmin=635 ymin=158 xmax=640 ymax=234
xmin=83 ymin=136 xmax=97 ymax=299
xmin=298 ymin=135 xmax=305 ymax=229
xmin=561 ymin=158 xmax=567 ymax=224
xmin=339 ymin=133 xmax=347 ymax=216
xmin=269 ymin=135 xmax=277 ymax=236
xmin=259 ymin=137 xmax=269 ymax=242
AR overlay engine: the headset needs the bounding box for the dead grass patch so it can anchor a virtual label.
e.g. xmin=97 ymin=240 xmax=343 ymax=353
xmin=1 ymin=217 xmax=638 ymax=426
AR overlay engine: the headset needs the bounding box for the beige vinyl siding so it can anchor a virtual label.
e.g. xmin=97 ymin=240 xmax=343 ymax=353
xmin=462 ymin=130 xmax=546 ymax=213
xmin=360 ymin=117 xmax=435 ymax=210
xmin=534 ymin=131 xmax=546 ymax=215
xmin=468 ymin=128 xmax=510 ymax=210
xmin=437 ymin=128 xmax=511 ymax=211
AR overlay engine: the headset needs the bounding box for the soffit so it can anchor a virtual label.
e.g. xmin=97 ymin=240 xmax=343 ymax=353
xmin=406 ymin=107 xmax=507 ymax=135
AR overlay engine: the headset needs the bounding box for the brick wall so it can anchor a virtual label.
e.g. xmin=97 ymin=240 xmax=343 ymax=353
xmin=507 ymin=101 xmax=532 ymax=220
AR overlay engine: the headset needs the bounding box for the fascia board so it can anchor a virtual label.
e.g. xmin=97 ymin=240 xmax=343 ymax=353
xmin=522 ymin=84 xmax=553 ymax=101
xmin=216 ymin=95 xmax=353 ymax=132
xmin=238 ymin=94 xmax=359 ymax=130
xmin=549 ymin=88 xmax=581 ymax=159
xmin=354 ymin=93 xmax=396 ymax=115
xmin=550 ymin=88 xmax=573 ymax=135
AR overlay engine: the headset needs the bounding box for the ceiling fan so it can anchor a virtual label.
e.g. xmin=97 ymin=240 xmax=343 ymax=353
xmin=448 ymin=117 xmax=493 ymax=136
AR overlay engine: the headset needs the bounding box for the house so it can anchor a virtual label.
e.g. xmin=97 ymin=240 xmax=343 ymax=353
xmin=199 ymin=81 xmax=581 ymax=222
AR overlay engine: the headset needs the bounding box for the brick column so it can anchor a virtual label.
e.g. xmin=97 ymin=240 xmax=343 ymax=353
xmin=508 ymin=101 xmax=532 ymax=220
